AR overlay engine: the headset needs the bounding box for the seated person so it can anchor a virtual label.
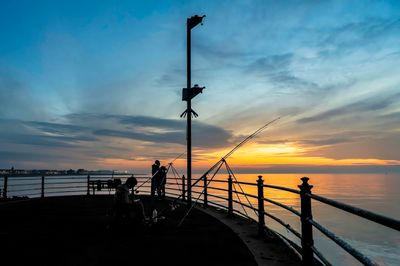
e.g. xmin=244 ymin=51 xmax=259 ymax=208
xmin=114 ymin=176 xmax=147 ymax=223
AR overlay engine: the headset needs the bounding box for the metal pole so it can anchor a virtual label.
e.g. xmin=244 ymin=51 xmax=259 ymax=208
xmin=203 ymin=175 xmax=208 ymax=208
xmin=186 ymin=18 xmax=192 ymax=208
xmin=87 ymin=175 xmax=90 ymax=196
xmin=228 ymin=175 xmax=233 ymax=217
xmin=182 ymin=175 xmax=186 ymax=201
xmin=299 ymin=177 xmax=314 ymax=265
xmin=3 ymin=176 xmax=7 ymax=199
xmin=41 ymin=175 xmax=45 ymax=198
xmin=257 ymin=175 xmax=265 ymax=235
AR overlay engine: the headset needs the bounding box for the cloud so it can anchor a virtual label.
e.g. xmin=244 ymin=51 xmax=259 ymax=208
xmin=379 ymin=111 xmax=400 ymax=122
xmin=194 ymin=41 xmax=249 ymax=62
xmin=246 ymin=53 xmax=293 ymax=74
xmin=0 ymin=114 xmax=233 ymax=159
xmin=298 ymin=92 xmax=400 ymax=123
xmin=305 ymin=133 xmax=400 ymax=160
xmin=88 ymin=114 xmax=232 ymax=148
xmin=25 ymin=121 xmax=89 ymax=134
xmin=320 ymin=18 xmax=400 ymax=55
xmin=259 ymin=135 xmax=354 ymax=148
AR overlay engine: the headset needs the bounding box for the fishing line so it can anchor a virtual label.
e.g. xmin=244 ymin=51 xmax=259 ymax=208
xmin=177 ymin=117 xmax=280 ymax=226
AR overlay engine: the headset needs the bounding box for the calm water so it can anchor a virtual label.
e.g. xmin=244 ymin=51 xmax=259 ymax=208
xmin=2 ymin=173 xmax=399 ymax=265
xmin=198 ymin=173 xmax=400 ymax=266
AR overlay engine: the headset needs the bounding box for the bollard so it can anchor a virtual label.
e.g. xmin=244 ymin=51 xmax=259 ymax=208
xmin=228 ymin=175 xmax=233 ymax=217
xmin=41 ymin=176 xmax=45 ymax=198
xmin=3 ymin=176 xmax=8 ymax=199
xmin=87 ymin=175 xmax=90 ymax=196
xmin=257 ymin=175 xmax=265 ymax=235
xmin=203 ymin=175 xmax=208 ymax=208
xmin=182 ymin=175 xmax=186 ymax=201
xmin=299 ymin=177 xmax=314 ymax=265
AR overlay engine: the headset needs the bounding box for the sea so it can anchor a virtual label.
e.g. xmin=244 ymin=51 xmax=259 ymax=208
xmin=1 ymin=172 xmax=399 ymax=266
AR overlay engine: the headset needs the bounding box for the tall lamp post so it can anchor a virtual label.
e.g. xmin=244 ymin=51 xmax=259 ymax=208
xmin=181 ymin=15 xmax=205 ymax=208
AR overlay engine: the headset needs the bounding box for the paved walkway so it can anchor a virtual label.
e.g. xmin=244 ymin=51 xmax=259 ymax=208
xmin=199 ymin=205 xmax=300 ymax=266
xmin=0 ymin=195 xmax=257 ymax=266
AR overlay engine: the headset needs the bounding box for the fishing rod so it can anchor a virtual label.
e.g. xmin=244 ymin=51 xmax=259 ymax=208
xmin=222 ymin=117 xmax=281 ymax=160
xmin=176 ymin=117 xmax=281 ymax=226
xmin=153 ymin=117 xmax=280 ymax=221
xmin=171 ymin=152 xmax=185 ymax=163
xmin=191 ymin=117 xmax=281 ymax=188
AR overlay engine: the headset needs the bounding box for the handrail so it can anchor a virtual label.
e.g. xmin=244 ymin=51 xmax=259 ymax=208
xmin=231 ymin=198 xmax=258 ymax=212
xmin=206 ymin=179 xmax=258 ymax=187
xmin=7 ymin=188 xmax=42 ymax=192
xmin=263 ymin=197 xmax=300 ymax=217
xmin=205 ymin=179 xmax=226 ymax=183
xmin=165 ymin=187 xmax=181 ymax=192
xmin=233 ymin=181 xmax=258 ymax=186
xmin=263 ymin=211 xmax=301 ymax=239
xmin=3 ymin=173 xmax=147 ymax=177
xmin=207 ymin=194 xmax=229 ymax=202
xmin=309 ymin=219 xmax=378 ymax=266
xmin=206 ymin=186 xmax=229 ymax=192
xmin=308 ymin=193 xmax=400 ymax=231
xmin=46 ymin=190 xmax=85 ymax=194
xmin=231 ymin=190 xmax=258 ymax=199
xmin=263 ymin=184 xmax=300 ymax=194
xmin=2 ymin=173 xmax=398 ymax=266
xmin=311 ymin=246 xmax=332 ymax=266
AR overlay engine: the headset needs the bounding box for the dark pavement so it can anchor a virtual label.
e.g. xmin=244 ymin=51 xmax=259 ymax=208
xmin=0 ymin=195 xmax=257 ymax=266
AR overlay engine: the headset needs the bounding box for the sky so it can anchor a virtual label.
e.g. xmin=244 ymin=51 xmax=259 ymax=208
xmin=0 ymin=0 xmax=399 ymax=173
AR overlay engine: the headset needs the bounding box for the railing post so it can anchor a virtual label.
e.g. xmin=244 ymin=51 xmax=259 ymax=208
xmin=203 ymin=175 xmax=208 ymax=208
xmin=257 ymin=175 xmax=265 ymax=235
xmin=3 ymin=176 xmax=8 ymax=199
xmin=87 ymin=175 xmax=90 ymax=196
xmin=41 ymin=175 xmax=45 ymax=198
xmin=299 ymin=177 xmax=314 ymax=265
xmin=228 ymin=175 xmax=233 ymax=217
xmin=182 ymin=175 xmax=186 ymax=201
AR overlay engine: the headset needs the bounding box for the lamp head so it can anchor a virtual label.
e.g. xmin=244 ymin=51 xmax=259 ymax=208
xmin=188 ymin=15 xmax=206 ymax=29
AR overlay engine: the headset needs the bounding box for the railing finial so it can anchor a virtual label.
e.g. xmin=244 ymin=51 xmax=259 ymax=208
xmin=299 ymin=176 xmax=313 ymax=191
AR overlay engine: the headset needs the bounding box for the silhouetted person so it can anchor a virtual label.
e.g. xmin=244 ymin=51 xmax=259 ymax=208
xmin=114 ymin=176 xmax=146 ymax=223
xmin=114 ymin=178 xmax=122 ymax=188
xmin=159 ymin=166 xmax=167 ymax=199
xmin=151 ymin=160 xmax=160 ymax=198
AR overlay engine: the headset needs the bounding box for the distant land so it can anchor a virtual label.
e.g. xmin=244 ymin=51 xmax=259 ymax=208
xmin=0 ymin=168 xmax=133 ymax=176
xmin=1 ymin=164 xmax=399 ymax=176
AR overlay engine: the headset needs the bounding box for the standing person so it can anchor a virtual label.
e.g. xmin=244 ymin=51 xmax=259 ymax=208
xmin=151 ymin=160 xmax=160 ymax=198
xmin=159 ymin=166 xmax=167 ymax=199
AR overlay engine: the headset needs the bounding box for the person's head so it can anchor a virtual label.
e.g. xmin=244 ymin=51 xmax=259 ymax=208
xmin=155 ymin=160 xmax=160 ymax=166
xmin=125 ymin=176 xmax=137 ymax=189
xmin=114 ymin=178 xmax=122 ymax=187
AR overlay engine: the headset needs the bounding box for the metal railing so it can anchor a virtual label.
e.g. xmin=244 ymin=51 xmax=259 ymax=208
xmin=189 ymin=175 xmax=400 ymax=266
xmin=1 ymin=173 xmax=399 ymax=266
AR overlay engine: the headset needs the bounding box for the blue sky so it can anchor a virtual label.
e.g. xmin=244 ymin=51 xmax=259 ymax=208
xmin=1 ymin=0 xmax=399 ymax=172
